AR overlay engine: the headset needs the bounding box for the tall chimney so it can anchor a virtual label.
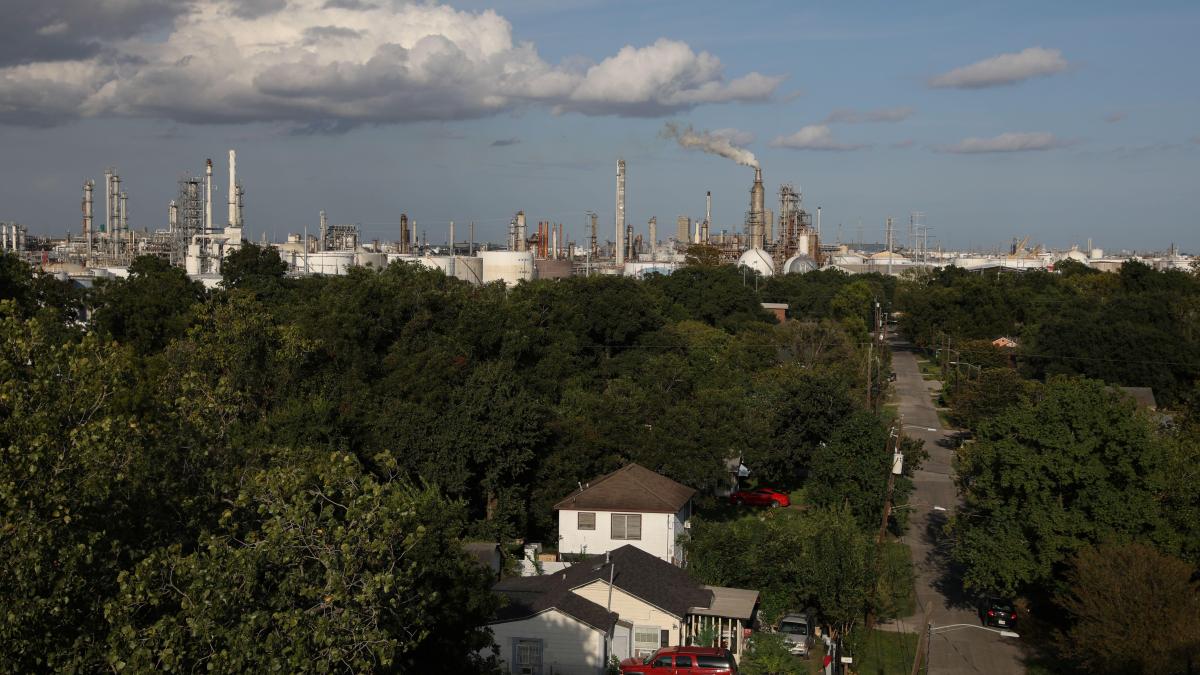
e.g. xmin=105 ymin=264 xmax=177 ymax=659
xmin=448 ymin=221 xmax=456 ymax=277
xmin=411 ymin=218 xmax=418 ymax=253
xmin=704 ymin=191 xmax=711 ymax=244
xmin=648 ymin=217 xmax=656 ymax=258
xmin=204 ymin=159 xmax=213 ymax=234
xmin=319 ymin=210 xmax=328 ymax=251
xmin=516 ymin=211 xmax=527 ymax=252
xmin=816 ymin=206 xmax=821 ymax=236
xmin=103 ymin=169 xmax=113 ymax=235
xmin=400 ymin=213 xmax=409 ymax=253
xmin=750 ymin=167 xmax=765 ymax=249
xmin=227 ymin=150 xmax=237 ymax=227
xmin=615 ymin=159 xmax=626 ymax=264
xmin=82 ymin=180 xmax=93 ymax=244
xmin=119 ymin=192 xmax=128 ymax=239
xmin=112 ymin=174 xmax=122 ymax=238
xmin=168 ymin=200 xmax=178 ymax=232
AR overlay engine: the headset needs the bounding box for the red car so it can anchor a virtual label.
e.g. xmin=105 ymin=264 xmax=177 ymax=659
xmin=729 ymin=487 xmax=789 ymax=508
xmin=620 ymin=647 xmax=737 ymax=674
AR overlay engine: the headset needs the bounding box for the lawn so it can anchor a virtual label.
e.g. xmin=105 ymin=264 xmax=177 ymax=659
xmin=853 ymin=630 xmax=919 ymax=675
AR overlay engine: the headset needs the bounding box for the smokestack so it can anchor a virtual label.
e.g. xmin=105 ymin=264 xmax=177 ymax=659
xmin=750 ymin=167 xmax=765 ymax=249
xmin=470 ymin=222 xmax=475 ymax=256
xmin=412 ymin=218 xmax=418 ymax=253
xmin=589 ymin=212 xmax=598 ymax=258
xmin=449 ymin=221 xmax=456 ymax=277
xmin=103 ymin=169 xmax=113 ymax=235
xmin=615 ymin=159 xmax=626 ymax=264
xmin=516 ymin=211 xmax=527 ymax=252
xmin=552 ymin=222 xmax=558 ymax=259
xmin=704 ymin=191 xmax=711 ymax=244
xmin=319 ymin=210 xmax=328 ymax=252
xmin=168 ymin=200 xmax=178 ymax=232
xmin=400 ymin=213 xmax=409 ymax=253
xmin=816 ymin=206 xmax=821 ymax=236
xmin=82 ymin=180 xmax=93 ymax=244
xmin=119 ymin=192 xmax=128 ymax=239
xmin=228 ymin=150 xmax=237 ymax=227
xmin=648 ymin=217 xmax=656 ymax=257
xmin=204 ymin=159 xmax=213 ymax=234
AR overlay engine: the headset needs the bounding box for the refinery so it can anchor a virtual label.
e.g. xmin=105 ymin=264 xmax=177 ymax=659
xmin=2 ymin=149 xmax=1192 ymax=287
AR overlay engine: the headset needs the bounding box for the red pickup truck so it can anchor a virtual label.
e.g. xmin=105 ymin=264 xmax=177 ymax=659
xmin=620 ymin=647 xmax=738 ymax=675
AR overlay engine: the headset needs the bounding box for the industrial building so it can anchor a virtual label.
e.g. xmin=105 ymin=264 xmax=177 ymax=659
xmin=5 ymin=152 xmax=1191 ymax=287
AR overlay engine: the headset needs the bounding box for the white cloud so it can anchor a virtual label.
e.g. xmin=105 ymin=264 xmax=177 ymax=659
xmin=0 ymin=0 xmax=783 ymax=129
xmin=824 ymin=106 xmax=913 ymax=124
xmin=770 ymin=125 xmax=866 ymax=151
xmin=937 ymin=132 xmax=1072 ymax=153
xmin=930 ymin=47 xmax=1068 ymax=89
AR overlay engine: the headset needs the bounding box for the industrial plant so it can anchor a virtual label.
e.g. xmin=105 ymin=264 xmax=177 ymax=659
xmin=2 ymin=149 xmax=1191 ymax=287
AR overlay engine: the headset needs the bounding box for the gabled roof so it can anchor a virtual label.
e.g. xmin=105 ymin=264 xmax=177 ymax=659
xmin=492 ymin=574 xmax=618 ymax=632
xmin=553 ymin=463 xmax=695 ymax=514
xmin=565 ymin=545 xmax=713 ymax=618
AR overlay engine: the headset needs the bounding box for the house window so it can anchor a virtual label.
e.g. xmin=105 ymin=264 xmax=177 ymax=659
xmin=661 ymin=629 xmax=670 ymax=647
xmin=513 ymin=638 xmax=542 ymax=675
xmin=612 ymin=513 xmax=642 ymax=540
xmin=634 ymin=626 xmax=660 ymax=657
xmin=577 ymin=511 xmax=596 ymax=531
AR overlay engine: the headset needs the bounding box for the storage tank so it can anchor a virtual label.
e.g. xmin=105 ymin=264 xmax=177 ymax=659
xmin=356 ymin=251 xmax=387 ymax=269
xmin=622 ymin=261 xmax=679 ymax=278
xmin=737 ymin=248 xmax=774 ymax=277
xmin=386 ymin=253 xmax=419 ymax=266
xmin=535 ymin=258 xmax=573 ymax=280
xmin=481 ymin=250 xmax=535 ymax=286
xmin=454 ymin=256 xmax=484 ymax=285
xmin=782 ymin=255 xmax=818 ymax=275
xmin=306 ymin=251 xmax=354 ymax=275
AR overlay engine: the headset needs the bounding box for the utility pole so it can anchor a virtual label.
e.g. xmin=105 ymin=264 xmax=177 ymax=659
xmin=876 ymin=418 xmax=902 ymax=544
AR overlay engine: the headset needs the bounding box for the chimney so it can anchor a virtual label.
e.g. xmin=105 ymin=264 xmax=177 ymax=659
xmin=615 ymin=159 xmax=626 ymax=264
xmin=204 ymin=159 xmax=213 ymax=234
xmin=227 ymin=150 xmax=237 ymax=227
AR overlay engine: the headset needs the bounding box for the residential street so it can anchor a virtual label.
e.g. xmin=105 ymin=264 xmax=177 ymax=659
xmin=888 ymin=339 xmax=1026 ymax=675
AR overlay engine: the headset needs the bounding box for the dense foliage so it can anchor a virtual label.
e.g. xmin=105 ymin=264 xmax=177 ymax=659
xmin=0 ymin=252 xmax=897 ymax=671
xmin=897 ymin=262 xmax=1200 ymax=404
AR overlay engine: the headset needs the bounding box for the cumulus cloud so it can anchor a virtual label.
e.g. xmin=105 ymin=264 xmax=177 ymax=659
xmin=0 ymin=0 xmax=783 ymax=129
xmin=770 ymin=125 xmax=866 ymax=151
xmin=937 ymin=132 xmax=1072 ymax=153
xmin=824 ymin=106 xmax=913 ymax=124
xmin=930 ymin=47 xmax=1068 ymax=89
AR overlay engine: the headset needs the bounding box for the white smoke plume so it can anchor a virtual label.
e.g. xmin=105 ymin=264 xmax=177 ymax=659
xmin=662 ymin=122 xmax=759 ymax=168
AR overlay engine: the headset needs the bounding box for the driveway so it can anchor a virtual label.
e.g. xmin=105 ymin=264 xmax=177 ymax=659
xmin=887 ymin=339 xmax=1026 ymax=675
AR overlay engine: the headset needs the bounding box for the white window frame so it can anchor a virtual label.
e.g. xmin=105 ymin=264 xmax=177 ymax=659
xmin=577 ymin=511 xmax=596 ymax=531
xmin=633 ymin=625 xmax=661 ymax=658
xmin=611 ymin=513 xmax=642 ymax=540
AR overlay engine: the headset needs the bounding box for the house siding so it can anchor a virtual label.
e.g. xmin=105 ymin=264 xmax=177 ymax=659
xmin=572 ymin=580 xmax=683 ymax=648
xmin=559 ymin=509 xmax=687 ymax=563
xmin=488 ymin=610 xmax=606 ymax=675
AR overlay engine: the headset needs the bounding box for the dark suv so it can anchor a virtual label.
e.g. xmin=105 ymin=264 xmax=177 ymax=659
xmin=982 ymin=598 xmax=1017 ymax=629
xmin=620 ymin=647 xmax=737 ymax=674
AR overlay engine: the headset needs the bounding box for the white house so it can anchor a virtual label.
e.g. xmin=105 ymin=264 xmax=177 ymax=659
xmin=487 ymin=545 xmax=759 ymax=673
xmin=554 ymin=463 xmax=694 ymax=565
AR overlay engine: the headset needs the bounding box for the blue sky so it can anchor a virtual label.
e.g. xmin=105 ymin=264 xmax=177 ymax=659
xmin=0 ymin=0 xmax=1196 ymax=251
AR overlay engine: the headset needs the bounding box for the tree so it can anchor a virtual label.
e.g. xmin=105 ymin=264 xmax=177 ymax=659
xmin=220 ymin=242 xmax=288 ymax=291
xmin=105 ymin=452 xmax=501 ymax=673
xmin=90 ymin=255 xmax=205 ymax=353
xmin=1054 ymin=541 xmax=1200 ymax=675
xmin=952 ymin=377 xmax=1172 ymax=596
xmin=741 ymin=633 xmax=805 ymax=675
xmin=947 ymin=367 xmax=1038 ymax=430
xmin=684 ymin=243 xmax=723 ymax=267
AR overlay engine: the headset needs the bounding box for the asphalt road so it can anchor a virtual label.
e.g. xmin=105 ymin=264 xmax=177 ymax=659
xmin=889 ymin=339 xmax=1026 ymax=675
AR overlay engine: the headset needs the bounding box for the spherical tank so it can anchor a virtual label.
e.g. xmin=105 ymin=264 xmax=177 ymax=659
xmin=782 ymin=255 xmax=818 ymax=275
xmin=737 ymin=248 xmax=774 ymax=277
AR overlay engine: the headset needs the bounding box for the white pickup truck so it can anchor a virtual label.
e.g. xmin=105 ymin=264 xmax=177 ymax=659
xmin=779 ymin=613 xmax=814 ymax=657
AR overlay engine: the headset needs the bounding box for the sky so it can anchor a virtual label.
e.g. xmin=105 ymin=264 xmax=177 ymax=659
xmin=0 ymin=0 xmax=1197 ymax=252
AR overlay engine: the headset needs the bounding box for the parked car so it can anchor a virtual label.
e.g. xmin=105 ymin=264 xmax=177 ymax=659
xmin=620 ymin=647 xmax=737 ymax=674
xmin=729 ymin=487 xmax=789 ymax=508
xmin=778 ymin=612 xmax=814 ymax=657
xmin=981 ymin=598 xmax=1017 ymax=629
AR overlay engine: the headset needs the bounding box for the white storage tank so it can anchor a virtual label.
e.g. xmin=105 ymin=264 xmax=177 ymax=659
xmin=622 ymin=261 xmax=679 ymax=278
xmin=782 ymin=255 xmax=818 ymax=275
xmin=481 ymin=250 xmax=535 ymax=286
xmin=455 ymin=256 xmax=484 ymax=285
xmin=356 ymin=252 xmax=387 ymax=269
xmin=306 ymin=251 xmax=354 ymax=276
xmin=737 ymin=248 xmax=775 ymax=277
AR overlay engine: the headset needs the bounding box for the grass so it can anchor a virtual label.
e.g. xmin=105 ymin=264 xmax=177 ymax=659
xmin=880 ymin=541 xmax=918 ymax=619
xmin=916 ymin=359 xmax=942 ymax=381
xmin=854 ymin=630 xmax=920 ymax=675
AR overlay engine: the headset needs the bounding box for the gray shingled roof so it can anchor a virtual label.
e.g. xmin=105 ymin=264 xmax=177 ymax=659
xmin=492 ymin=574 xmax=618 ymax=632
xmin=552 ymin=463 xmax=696 ymax=514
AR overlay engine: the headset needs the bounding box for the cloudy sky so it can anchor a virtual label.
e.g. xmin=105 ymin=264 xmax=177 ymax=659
xmin=1 ymin=0 xmax=1197 ymax=250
